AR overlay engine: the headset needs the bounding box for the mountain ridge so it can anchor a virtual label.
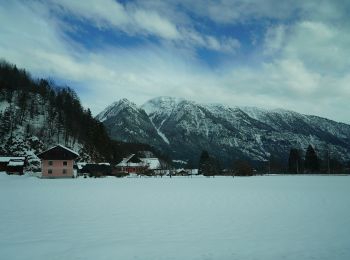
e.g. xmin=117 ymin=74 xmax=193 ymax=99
xmin=97 ymin=96 xmax=350 ymax=166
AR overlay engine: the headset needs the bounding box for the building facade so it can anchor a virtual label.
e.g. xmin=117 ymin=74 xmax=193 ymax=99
xmin=37 ymin=145 xmax=79 ymax=178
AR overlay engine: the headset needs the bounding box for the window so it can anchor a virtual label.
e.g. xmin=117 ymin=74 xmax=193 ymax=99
xmin=63 ymin=161 xmax=67 ymax=166
xmin=48 ymin=169 xmax=52 ymax=174
xmin=48 ymin=161 xmax=53 ymax=166
xmin=63 ymin=169 xmax=67 ymax=174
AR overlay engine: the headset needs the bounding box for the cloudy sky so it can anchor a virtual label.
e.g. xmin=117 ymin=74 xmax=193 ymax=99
xmin=0 ymin=0 xmax=349 ymax=123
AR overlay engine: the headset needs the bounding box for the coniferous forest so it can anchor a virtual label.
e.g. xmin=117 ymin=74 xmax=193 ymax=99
xmin=0 ymin=60 xmax=164 ymax=164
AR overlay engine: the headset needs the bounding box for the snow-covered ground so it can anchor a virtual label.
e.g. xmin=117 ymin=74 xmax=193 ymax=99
xmin=1 ymin=173 xmax=350 ymax=260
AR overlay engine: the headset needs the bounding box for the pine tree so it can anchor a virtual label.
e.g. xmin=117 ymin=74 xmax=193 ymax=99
xmin=186 ymin=159 xmax=194 ymax=175
xmin=304 ymin=145 xmax=320 ymax=173
xmin=288 ymin=148 xmax=302 ymax=174
xmin=17 ymin=91 xmax=27 ymax=124
xmin=0 ymin=106 xmax=13 ymax=139
xmin=198 ymin=150 xmax=217 ymax=176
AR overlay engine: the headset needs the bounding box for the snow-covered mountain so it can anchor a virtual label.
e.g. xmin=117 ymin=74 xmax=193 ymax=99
xmin=97 ymin=96 xmax=350 ymax=166
xmin=96 ymin=98 xmax=167 ymax=148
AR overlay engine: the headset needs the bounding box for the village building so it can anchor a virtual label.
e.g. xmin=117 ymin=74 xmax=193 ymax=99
xmin=116 ymin=154 xmax=161 ymax=174
xmin=37 ymin=145 xmax=79 ymax=178
xmin=75 ymin=162 xmax=87 ymax=175
xmin=141 ymin=158 xmax=161 ymax=170
xmin=7 ymin=159 xmax=25 ymax=175
xmin=174 ymin=168 xmax=190 ymax=176
xmin=116 ymin=154 xmax=147 ymax=174
xmin=80 ymin=163 xmax=112 ymax=177
xmin=0 ymin=156 xmax=26 ymax=175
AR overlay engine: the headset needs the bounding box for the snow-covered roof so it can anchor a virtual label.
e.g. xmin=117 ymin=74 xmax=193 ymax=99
xmin=98 ymin=162 xmax=110 ymax=166
xmin=7 ymin=160 xmax=25 ymax=167
xmin=0 ymin=157 xmax=25 ymax=163
xmin=117 ymin=154 xmax=134 ymax=167
xmin=117 ymin=154 xmax=161 ymax=169
xmin=141 ymin=158 xmax=161 ymax=170
xmin=117 ymin=161 xmax=145 ymax=167
xmin=77 ymin=162 xmax=110 ymax=170
xmin=39 ymin=144 xmax=79 ymax=157
xmin=118 ymin=162 xmax=145 ymax=167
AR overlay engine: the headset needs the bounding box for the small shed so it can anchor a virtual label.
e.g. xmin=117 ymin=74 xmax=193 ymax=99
xmin=37 ymin=145 xmax=79 ymax=178
xmin=7 ymin=159 xmax=25 ymax=175
xmin=0 ymin=156 xmax=26 ymax=174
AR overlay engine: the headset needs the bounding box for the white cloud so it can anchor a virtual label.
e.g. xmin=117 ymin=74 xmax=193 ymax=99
xmin=49 ymin=0 xmax=129 ymax=28
xmin=0 ymin=0 xmax=349 ymax=124
xmin=284 ymin=21 xmax=350 ymax=74
xmin=45 ymin=0 xmax=239 ymax=53
xmin=263 ymin=25 xmax=287 ymax=56
xmin=268 ymin=59 xmax=320 ymax=95
xmin=48 ymin=0 xmax=180 ymax=39
xmin=132 ymin=9 xmax=180 ymax=40
xmin=205 ymin=36 xmax=241 ymax=53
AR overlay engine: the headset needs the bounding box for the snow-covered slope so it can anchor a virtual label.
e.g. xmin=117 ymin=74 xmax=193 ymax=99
xmin=96 ymin=98 xmax=168 ymax=148
xmin=0 ymin=90 xmax=96 ymax=164
xmin=2 ymin=175 xmax=350 ymax=260
xmin=97 ymin=97 xmax=350 ymax=165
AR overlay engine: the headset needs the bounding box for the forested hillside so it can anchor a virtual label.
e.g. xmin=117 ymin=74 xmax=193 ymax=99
xmin=0 ymin=60 xmax=163 ymax=166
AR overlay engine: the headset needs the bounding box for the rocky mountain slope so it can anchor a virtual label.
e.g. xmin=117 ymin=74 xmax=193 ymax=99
xmin=95 ymin=98 xmax=166 ymax=148
xmin=97 ymin=96 xmax=350 ymax=166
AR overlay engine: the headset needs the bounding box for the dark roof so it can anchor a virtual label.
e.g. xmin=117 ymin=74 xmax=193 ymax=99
xmin=81 ymin=164 xmax=112 ymax=175
xmin=129 ymin=154 xmax=142 ymax=163
xmin=37 ymin=145 xmax=79 ymax=160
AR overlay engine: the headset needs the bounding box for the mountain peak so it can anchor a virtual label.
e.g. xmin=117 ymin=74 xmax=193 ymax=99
xmin=119 ymin=98 xmax=133 ymax=105
xmin=142 ymin=96 xmax=185 ymax=115
xmin=96 ymin=98 xmax=139 ymax=122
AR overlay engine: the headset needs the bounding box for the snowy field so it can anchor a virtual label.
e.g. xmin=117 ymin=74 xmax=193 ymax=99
xmin=1 ymin=174 xmax=350 ymax=260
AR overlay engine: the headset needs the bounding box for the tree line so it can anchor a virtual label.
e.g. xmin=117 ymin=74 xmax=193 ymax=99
xmin=288 ymin=145 xmax=348 ymax=174
xmin=197 ymin=144 xmax=349 ymax=176
xmin=198 ymin=150 xmax=254 ymax=176
xmin=0 ymin=60 xmax=167 ymax=163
